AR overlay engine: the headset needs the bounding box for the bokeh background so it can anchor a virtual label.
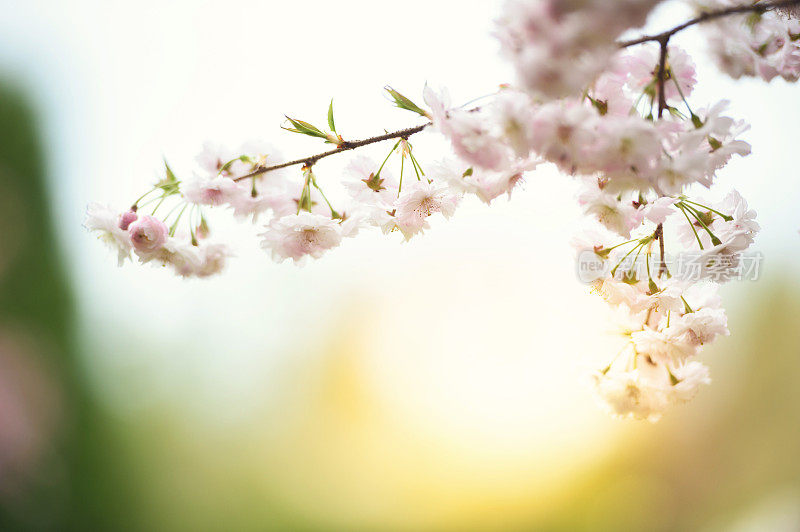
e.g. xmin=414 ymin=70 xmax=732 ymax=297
xmin=0 ymin=1 xmax=799 ymax=530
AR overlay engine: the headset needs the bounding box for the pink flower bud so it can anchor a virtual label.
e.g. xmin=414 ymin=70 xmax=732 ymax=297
xmin=119 ymin=210 xmax=138 ymax=230
xmin=128 ymin=215 xmax=168 ymax=253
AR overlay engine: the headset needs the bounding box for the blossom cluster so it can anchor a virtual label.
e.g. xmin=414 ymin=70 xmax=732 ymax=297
xmin=496 ymin=0 xmax=659 ymax=98
xmin=86 ymin=0 xmax=797 ymax=420
xmin=579 ymin=188 xmax=759 ymax=421
xmin=427 ymin=1 xmax=765 ymax=419
xmin=697 ymin=0 xmax=800 ymax=82
xmin=84 ymin=202 xmax=231 ymax=278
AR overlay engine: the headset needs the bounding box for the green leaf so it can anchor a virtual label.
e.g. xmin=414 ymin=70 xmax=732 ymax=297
xmin=156 ymin=181 xmax=180 ymax=195
xmin=385 ymin=86 xmax=428 ymax=117
xmin=218 ymin=157 xmax=239 ymax=175
xmin=327 ymin=99 xmax=336 ymax=133
xmin=163 ymin=159 xmax=178 ymax=182
xmin=155 ymin=159 xmax=180 ymax=194
xmin=282 ymin=116 xmax=329 ymax=140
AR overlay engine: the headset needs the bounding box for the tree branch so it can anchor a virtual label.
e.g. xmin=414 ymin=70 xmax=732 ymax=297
xmin=234 ymin=123 xmax=429 ymax=182
xmin=656 ymin=37 xmax=669 ymax=119
xmin=618 ymin=0 xmax=800 ymax=48
xmin=239 ymin=0 xmax=799 ymax=180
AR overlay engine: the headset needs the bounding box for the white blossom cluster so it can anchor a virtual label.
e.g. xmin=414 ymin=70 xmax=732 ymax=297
xmin=86 ymin=0 xmax=797 ymax=420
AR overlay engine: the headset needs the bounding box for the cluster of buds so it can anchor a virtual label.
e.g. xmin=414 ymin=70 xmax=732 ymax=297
xmin=86 ymin=0 xmax=798 ymax=420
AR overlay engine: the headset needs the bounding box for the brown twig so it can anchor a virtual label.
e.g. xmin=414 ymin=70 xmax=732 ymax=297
xmin=654 ymin=223 xmax=668 ymax=278
xmin=618 ymin=0 xmax=800 ymax=48
xmin=655 ymin=37 xmax=669 ymax=119
xmin=234 ymin=123 xmax=429 ymax=182
xmin=631 ymin=0 xmax=800 ymax=119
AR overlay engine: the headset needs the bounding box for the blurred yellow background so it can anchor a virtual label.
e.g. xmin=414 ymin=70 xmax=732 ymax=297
xmin=1 ymin=1 xmax=799 ymax=530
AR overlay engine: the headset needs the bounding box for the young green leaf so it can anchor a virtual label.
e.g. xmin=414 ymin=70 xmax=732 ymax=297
xmin=282 ymin=116 xmax=330 ymax=140
xmin=163 ymin=159 xmax=178 ymax=182
xmin=155 ymin=159 xmax=181 ymax=194
xmin=385 ymin=86 xmax=429 ymax=117
xmin=327 ymin=99 xmax=336 ymax=133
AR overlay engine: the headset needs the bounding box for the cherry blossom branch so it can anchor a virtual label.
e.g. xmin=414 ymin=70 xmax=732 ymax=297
xmin=85 ymin=0 xmax=783 ymax=422
xmin=233 ymin=123 xmax=429 ymax=182
xmin=235 ymin=0 xmax=798 ymax=182
xmin=633 ymin=0 xmax=800 ymax=128
xmin=618 ymin=0 xmax=800 ymax=48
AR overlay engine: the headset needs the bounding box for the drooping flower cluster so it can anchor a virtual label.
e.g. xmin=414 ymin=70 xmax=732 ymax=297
xmin=582 ymin=188 xmax=760 ymax=421
xmin=435 ymin=7 xmax=765 ymax=419
xmin=85 ymin=202 xmax=233 ymax=278
xmin=86 ymin=0 xmax=798 ymax=420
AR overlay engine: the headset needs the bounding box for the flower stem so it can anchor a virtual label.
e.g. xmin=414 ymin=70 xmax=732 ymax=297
xmin=680 ymin=202 xmax=722 ymax=246
xmin=681 ymin=199 xmax=733 ymax=221
xmin=677 ymin=203 xmax=705 ymax=250
xmin=376 ymin=140 xmax=401 ymax=178
xmin=219 ymin=0 xmax=800 ymax=184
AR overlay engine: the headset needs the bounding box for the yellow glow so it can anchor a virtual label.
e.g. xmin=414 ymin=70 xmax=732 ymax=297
xmin=237 ymin=272 xmax=636 ymax=530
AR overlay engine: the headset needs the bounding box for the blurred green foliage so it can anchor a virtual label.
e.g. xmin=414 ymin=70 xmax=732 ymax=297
xmin=0 ymin=81 xmax=134 ymax=531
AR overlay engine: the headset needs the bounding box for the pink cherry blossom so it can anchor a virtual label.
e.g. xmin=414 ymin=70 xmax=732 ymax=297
xmin=183 ymin=176 xmax=244 ymax=206
xmin=623 ymin=44 xmax=697 ymax=103
xmin=84 ymin=203 xmax=132 ymax=266
xmin=642 ymin=197 xmax=678 ymax=224
xmin=128 ymin=215 xmax=169 ymax=254
xmin=423 ymin=86 xmax=512 ymax=171
xmin=391 ymin=180 xmax=460 ymax=240
xmin=260 ymin=213 xmax=343 ymax=263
